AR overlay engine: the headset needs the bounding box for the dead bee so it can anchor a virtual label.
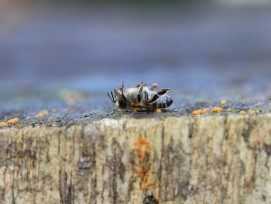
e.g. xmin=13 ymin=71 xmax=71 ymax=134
xmin=107 ymin=81 xmax=173 ymax=111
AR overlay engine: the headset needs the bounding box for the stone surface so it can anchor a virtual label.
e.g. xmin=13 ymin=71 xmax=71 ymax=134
xmin=1 ymin=2 xmax=271 ymax=203
xmin=1 ymin=114 xmax=271 ymax=203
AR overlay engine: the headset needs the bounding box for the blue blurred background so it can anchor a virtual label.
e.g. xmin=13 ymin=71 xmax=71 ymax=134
xmin=1 ymin=0 xmax=271 ymax=105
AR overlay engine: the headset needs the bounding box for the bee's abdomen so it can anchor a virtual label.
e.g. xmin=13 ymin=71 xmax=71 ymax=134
xmin=151 ymin=98 xmax=173 ymax=109
xmin=157 ymin=99 xmax=173 ymax=108
xmin=149 ymin=101 xmax=158 ymax=109
xmin=167 ymin=98 xmax=173 ymax=107
xmin=158 ymin=103 xmax=166 ymax=109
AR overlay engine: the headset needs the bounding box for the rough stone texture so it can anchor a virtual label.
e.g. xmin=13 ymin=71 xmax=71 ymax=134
xmin=1 ymin=2 xmax=271 ymax=203
xmin=1 ymin=114 xmax=271 ymax=203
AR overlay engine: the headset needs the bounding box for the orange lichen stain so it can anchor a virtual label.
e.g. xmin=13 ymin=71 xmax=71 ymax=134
xmin=136 ymin=168 xmax=148 ymax=174
xmin=249 ymin=110 xmax=256 ymax=115
xmin=221 ymin=99 xmax=227 ymax=105
xmin=130 ymin=127 xmax=136 ymax=133
xmin=133 ymin=135 xmax=152 ymax=161
xmin=149 ymin=127 xmax=156 ymax=134
xmin=35 ymin=110 xmax=49 ymax=118
xmin=132 ymin=135 xmax=154 ymax=192
xmin=138 ymin=171 xmax=154 ymax=192
xmin=227 ymin=108 xmax=233 ymax=112
xmin=0 ymin=122 xmax=8 ymax=127
xmin=249 ymin=109 xmax=260 ymax=115
xmin=256 ymin=139 xmax=263 ymax=146
xmin=141 ymin=181 xmax=154 ymax=192
xmin=144 ymin=181 xmax=154 ymax=188
xmin=192 ymin=108 xmax=210 ymax=115
xmin=133 ymin=135 xmax=152 ymax=152
xmin=192 ymin=110 xmax=203 ymax=115
xmin=213 ymin=107 xmax=223 ymax=112
xmin=155 ymin=109 xmax=162 ymax=113
xmin=7 ymin=118 xmax=19 ymax=124
xmin=239 ymin=110 xmax=247 ymax=115
xmin=202 ymin=108 xmax=210 ymax=113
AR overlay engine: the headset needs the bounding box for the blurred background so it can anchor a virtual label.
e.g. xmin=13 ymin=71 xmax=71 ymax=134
xmin=1 ymin=0 xmax=271 ymax=110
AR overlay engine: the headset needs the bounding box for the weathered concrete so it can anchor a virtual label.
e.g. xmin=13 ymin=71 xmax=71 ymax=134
xmin=1 ymin=114 xmax=271 ymax=203
xmin=1 ymin=2 xmax=271 ymax=203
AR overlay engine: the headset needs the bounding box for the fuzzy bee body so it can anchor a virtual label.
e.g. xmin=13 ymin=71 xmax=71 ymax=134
xmin=108 ymin=82 xmax=173 ymax=111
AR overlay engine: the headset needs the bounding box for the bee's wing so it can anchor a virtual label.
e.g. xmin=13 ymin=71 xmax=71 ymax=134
xmin=147 ymin=94 xmax=159 ymax=104
xmin=157 ymin=88 xmax=172 ymax=96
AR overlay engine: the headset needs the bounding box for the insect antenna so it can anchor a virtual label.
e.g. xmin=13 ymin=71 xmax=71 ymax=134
xmin=107 ymin=91 xmax=116 ymax=103
xmin=107 ymin=93 xmax=113 ymax=102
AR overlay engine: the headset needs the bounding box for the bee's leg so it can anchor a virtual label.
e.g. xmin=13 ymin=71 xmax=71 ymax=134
xmin=150 ymin=83 xmax=158 ymax=90
xmin=111 ymin=91 xmax=117 ymax=102
xmin=139 ymin=85 xmax=144 ymax=94
xmin=114 ymin=89 xmax=127 ymax=108
xmin=115 ymin=87 xmax=126 ymax=101
xmin=117 ymin=81 xmax=127 ymax=99
xmin=147 ymin=94 xmax=159 ymax=104
xmin=135 ymin=82 xmax=142 ymax=88
xmin=157 ymin=88 xmax=172 ymax=96
xmin=135 ymin=81 xmax=145 ymax=88
xmin=120 ymin=81 xmax=125 ymax=96
xmin=138 ymin=82 xmax=147 ymax=94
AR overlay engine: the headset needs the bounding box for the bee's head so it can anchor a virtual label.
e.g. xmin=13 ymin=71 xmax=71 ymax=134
xmin=114 ymin=89 xmax=127 ymax=109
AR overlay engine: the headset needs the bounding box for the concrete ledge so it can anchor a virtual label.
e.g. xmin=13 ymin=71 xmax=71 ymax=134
xmin=0 ymin=114 xmax=271 ymax=203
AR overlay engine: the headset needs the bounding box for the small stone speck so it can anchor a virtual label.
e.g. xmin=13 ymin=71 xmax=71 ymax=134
xmin=7 ymin=118 xmax=19 ymax=124
xmin=0 ymin=122 xmax=8 ymax=127
xmin=192 ymin=110 xmax=203 ymax=115
xmin=240 ymin=110 xmax=247 ymax=115
xmin=155 ymin=109 xmax=162 ymax=113
xmin=213 ymin=107 xmax=223 ymax=112
xmin=221 ymin=99 xmax=227 ymax=105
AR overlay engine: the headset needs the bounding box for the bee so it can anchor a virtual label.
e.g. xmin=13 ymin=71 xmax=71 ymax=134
xmin=107 ymin=81 xmax=173 ymax=111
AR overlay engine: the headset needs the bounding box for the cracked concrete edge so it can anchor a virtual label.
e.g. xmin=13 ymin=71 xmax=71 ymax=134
xmin=0 ymin=114 xmax=271 ymax=203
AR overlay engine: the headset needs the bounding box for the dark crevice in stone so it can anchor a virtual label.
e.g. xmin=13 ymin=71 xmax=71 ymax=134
xmin=58 ymin=170 xmax=64 ymax=204
xmin=64 ymin=172 xmax=73 ymax=204
xmin=264 ymin=144 xmax=271 ymax=156
xmin=241 ymin=120 xmax=252 ymax=143
xmin=88 ymin=131 xmax=97 ymax=204
xmin=224 ymin=116 xmax=229 ymax=140
xmin=110 ymin=138 xmax=118 ymax=204
xmin=188 ymin=117 xmax=193 ymax=139
xmin=158 ymin=123 xmax=165 ymax=201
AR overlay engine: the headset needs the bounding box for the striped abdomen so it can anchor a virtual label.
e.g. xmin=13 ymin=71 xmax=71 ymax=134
xmin=149 ymin=97 xmax=173 ymax=109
